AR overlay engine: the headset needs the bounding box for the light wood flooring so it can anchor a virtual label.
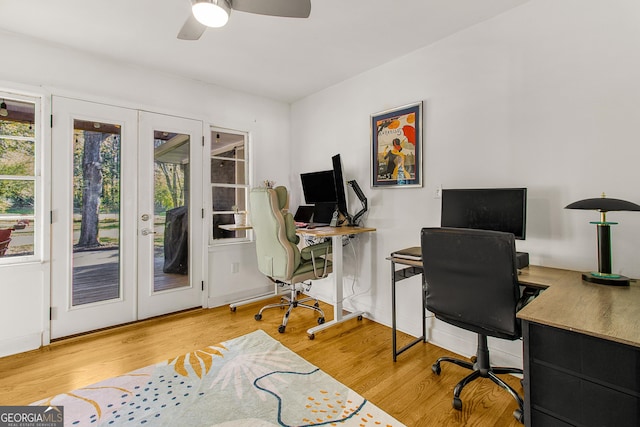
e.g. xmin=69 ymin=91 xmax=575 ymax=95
xmin=0 ymin=297 xmax=524 ymax=426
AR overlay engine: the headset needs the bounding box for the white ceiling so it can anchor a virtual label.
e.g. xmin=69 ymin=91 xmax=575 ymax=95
xmin=0 ymin=0 xmax=529 ymax=103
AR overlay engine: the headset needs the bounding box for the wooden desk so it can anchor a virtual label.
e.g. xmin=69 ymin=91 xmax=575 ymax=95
xmin=297 ymin=226 xmax=376 ymax=339
xmin=218 ymin=224 xmax=252 ymax=231
xmin=517 ymin=265 xmax=640 ymax=347
xmin=516 ymin=266 xmax=640 ymax=426
xmin=387 ymin=257 xmax=640 ymax=425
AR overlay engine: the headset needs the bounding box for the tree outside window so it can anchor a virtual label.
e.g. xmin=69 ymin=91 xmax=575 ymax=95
xmin=0 ymin=96 xmax=38 ymax=259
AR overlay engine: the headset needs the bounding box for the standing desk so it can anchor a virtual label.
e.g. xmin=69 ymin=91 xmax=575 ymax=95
xmin=296 ymin=225 xmax=376 ymax=339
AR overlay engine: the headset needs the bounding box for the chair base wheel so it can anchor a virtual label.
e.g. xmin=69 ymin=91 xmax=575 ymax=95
xmin=254 ymin=313 xmax=262 ymax=321
xmin=432 ymin=363 xmax=441 ymax=375
xmin=230 ymin=306 xmax=236 ymax=312
xmin=513 ymin=408 xmax=524 ymax=424
xmin=308 ymin=333 xmax=315 ymax=340
xmin=452 ymin=397 xmax=462 ymax=411
xmin=317 ymin=317 xmax=325 ymax=325
xmin=278 ymin=325 xmax=286 ymax=333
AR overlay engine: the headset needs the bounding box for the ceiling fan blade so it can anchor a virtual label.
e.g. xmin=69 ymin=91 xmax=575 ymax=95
xmin=177 ymin=13 xmax=207 ymax=40
xmin=231 ymin=0 xmax=311 ymax=18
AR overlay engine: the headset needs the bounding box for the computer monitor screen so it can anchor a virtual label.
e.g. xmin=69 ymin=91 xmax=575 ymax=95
xmin=331 ymin=154 xmax=349 ymax=218
xmin=440 ymin=188 xmax=527 ymax=239
xmin=300 ymin=170 xmax=337 ymax=204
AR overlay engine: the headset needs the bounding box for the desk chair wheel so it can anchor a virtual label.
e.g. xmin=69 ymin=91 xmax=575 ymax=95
xmin=452 ymin=397 xmax=462 ymax=411
xmin=278 ymin=324 xmax=286 ymax=333
xmin=254 ymin=313 xmax=262 ymax=321
xmin=357 ymin=315 xmax=363 ymax=321
xmin=317 ymin=317 xmax=325 ymax=325
xmin=308 ymin=333 xmax=315 ymax=340
xmin=513 ymin=408 xmax=524 ymax=423
xmin=432 ymin=363 xmax=441 ymax=375
xmin=230 ymin=306 xmax=236 ymax=312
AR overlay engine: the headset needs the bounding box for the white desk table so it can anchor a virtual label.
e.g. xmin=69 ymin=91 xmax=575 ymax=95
xmin=296 ymin=225 xmax=376 ymax=339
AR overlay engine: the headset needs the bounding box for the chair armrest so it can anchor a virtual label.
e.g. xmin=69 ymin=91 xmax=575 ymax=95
xmin=300 ymin=240 xmax=332 ymax=261
xmin=516 ymin=286 xmax=541 ymax=312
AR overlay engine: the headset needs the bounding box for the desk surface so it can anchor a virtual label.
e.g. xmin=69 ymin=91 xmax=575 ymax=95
xmin=218 ymin=224 xmax=252 ymax=231
xmin=517 ymin=265 xmax=640 ymax=348
xmin=388 ymin=256 xmax=640 ymax=349
xmin=296 ymin=225 xmax=376 ymax=237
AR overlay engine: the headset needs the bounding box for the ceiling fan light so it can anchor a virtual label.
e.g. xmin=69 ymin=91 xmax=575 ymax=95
xmin=192 ymin=0 xmax=230 ymax=28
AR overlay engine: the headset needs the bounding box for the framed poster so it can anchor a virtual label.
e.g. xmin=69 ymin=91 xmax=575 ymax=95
xmin=370 ymin=101 xmax=423 ymax=188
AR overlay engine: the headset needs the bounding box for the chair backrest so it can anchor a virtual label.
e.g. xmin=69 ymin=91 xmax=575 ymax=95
xmin=0 ymin=229 xmax=11 ymax=241
xmin=249 ymin=187 xmax=301 ymax=281
xmin=421 ymin=227 xmax=521 ymax=340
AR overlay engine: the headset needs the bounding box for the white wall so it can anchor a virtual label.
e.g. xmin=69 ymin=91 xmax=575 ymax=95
xmin=0 ymin=31 xmax=289 ymax=357
xmin=290 ymin=0 xmax=640 ymax=366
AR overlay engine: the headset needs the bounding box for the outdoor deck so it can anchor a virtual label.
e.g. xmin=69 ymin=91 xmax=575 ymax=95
xmin=72 ymin=248 xmax=189 ymax=306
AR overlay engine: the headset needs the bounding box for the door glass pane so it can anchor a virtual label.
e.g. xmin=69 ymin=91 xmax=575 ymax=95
xmin=0 ymin=98 xmax=37 ymax=258
xmin=72 ymin=120 xmax=121 ymax=306
xmin=153 ymin=131 xmax=189 ymax=292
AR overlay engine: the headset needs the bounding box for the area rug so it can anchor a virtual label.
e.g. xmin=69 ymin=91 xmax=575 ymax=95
xmin=33 ymin=329 xmax=404 ymax=426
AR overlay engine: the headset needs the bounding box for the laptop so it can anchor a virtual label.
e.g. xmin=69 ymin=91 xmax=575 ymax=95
xmin=307 ymin=202 xmax=334 ymax=228
xmin=294 ymin=205 xmax=314 ymax=227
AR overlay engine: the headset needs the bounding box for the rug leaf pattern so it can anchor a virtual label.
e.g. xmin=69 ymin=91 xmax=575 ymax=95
xmin=32 ymin=330 xmax=404 ymax=427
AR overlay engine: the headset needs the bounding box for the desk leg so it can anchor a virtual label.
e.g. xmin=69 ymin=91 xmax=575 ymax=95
xmin=307 ymin=234 xmax=364 ymax=339
xmin=391 ymin=262 xmax=426 ymax=361
xmin=392 ymin=260 xmax=398 ymax=361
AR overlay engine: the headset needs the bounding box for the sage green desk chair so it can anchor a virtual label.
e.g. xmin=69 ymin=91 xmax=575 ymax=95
xmin=249 ymin=186 xmax=332 ymax=333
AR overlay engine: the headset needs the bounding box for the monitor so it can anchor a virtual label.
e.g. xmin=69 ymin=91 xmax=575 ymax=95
xmin=331 ymin=154 xmax=349 ymax=220
xmin=440 ymin=188 xmax=527 ymax=240
xmin=300 ymin=170 xmax=337 ymax=204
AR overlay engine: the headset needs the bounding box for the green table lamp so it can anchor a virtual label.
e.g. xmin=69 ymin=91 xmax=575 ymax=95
xmin=565 ymin=193 xmax=640 ymax=286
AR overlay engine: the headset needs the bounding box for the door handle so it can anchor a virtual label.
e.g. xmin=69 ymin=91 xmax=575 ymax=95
xmin=141 ymin=228 xmax=157 ymax=236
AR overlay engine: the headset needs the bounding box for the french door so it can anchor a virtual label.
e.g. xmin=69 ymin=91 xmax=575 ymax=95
xmin=51 ymin=98 xmax=204 ymax=339
xmin=137 ymin=111 xmax=204 ymax=319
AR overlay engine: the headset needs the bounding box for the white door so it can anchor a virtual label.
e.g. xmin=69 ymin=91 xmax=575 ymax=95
xmin=51 ymin=97 xmax=138 ymax=338
xmin=137 ymin=111 xmax=204 ymax=319
xmin=51 ymin=98 xmax=205 ymax=338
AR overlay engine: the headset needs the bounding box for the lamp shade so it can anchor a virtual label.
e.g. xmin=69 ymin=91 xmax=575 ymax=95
xmin=565 ymin=197 xmax=640 ymax=212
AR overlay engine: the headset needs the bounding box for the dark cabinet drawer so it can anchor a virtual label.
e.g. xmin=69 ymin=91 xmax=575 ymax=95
xmin=530 ymin=409 xmax=573 ymax=427
xmin=529 ymin=323 xmax=640 ymax=394
xmin=530 ymin=362 xmax=639 ymax=426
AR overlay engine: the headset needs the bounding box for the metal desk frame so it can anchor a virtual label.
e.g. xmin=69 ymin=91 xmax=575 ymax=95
xmin=389 ymin=255 xmax=426 ymax=361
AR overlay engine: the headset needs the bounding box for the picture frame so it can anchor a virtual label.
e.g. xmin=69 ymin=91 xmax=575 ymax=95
xmin=370 ymin=101 xmax=423 ymax=188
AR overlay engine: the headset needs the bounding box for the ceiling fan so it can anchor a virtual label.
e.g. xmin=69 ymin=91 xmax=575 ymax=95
xmin=178 ymin=0 xmax=312 ymax=40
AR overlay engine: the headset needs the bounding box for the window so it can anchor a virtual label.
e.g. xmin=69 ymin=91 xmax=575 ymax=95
xmin=210 ymin=129 xmax=248 ymax=243
xmin=0 ymin=94 xmax=40 ymax=261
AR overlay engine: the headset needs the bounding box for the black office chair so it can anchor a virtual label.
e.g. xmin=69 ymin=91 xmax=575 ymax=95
xmin=421 ymin=227 xmax=527 ymax=423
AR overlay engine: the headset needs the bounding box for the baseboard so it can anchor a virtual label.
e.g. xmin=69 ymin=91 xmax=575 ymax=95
xmin=0 ymin=332 xmax=41 ymax=358
xmin=302 ymin=286 xmax=525 ymax=370
xmin=207 ymin=285 xmax=273 ymax=308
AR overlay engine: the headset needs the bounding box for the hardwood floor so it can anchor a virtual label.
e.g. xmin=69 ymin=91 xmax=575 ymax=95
xmin=0 ymin=298 xmax=524 ymax=426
